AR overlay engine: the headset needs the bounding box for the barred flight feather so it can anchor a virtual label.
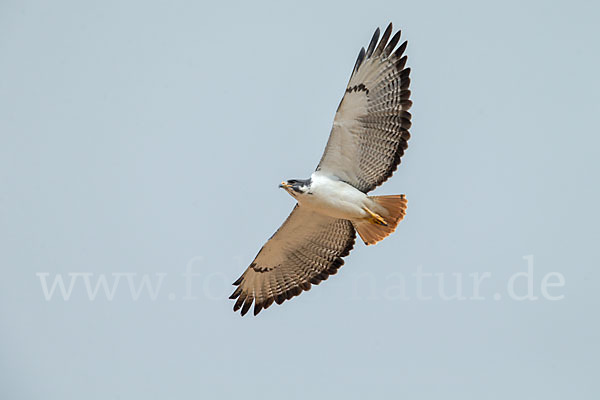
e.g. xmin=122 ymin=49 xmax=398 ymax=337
xmin=230 ymin=206 xmax=356 ymax=316
xmin=318 ymin=22 xmax=412 ymax=193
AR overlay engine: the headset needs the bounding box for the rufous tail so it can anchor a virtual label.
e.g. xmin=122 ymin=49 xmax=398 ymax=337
xmin=353 ymin=195 xmax=407 ymax=246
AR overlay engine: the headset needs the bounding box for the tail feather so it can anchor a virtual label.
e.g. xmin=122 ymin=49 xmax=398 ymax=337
xmin=353 ymin=195 xmax=407 ymax=245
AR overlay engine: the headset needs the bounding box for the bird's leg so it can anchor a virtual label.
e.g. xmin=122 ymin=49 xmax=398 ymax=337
xmin=362 ymin=206 xmax=388 ymax=226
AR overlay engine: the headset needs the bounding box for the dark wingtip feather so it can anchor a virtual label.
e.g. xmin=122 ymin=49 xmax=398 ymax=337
xmin=229 ymin=286 xmax=242 ymax=300
xmin=275 ymin=293 xmax=285 ymax=305
xmin=233 ymin=295 xmax=245 ymax=312
xmin=263 ymin=297 xmax=274 ymax=310
xmin=232 ymin=276 xmax=243 ymax=286
xmin=400 ymin=76 xmax=411 ymax=90
xmin=395 ymin=55 xmax=408 ymax=71
xmin=309 ymin=276 xmax=321 ymax=285
xmin=383 ymin=30 xmax=401 ymax=58
xmin=394 ymin=41 xmax=408 ymax=59
xmin=353 ymin=47 xmax=366 ymax=74
xmin=240 ymin=298 xmax=252 ymax=316
xmin=401 ymin=99 xmax=413 ymax=110
xmin=365 ymin=27 xmax=380 ymax=58
xmin=284 ymin=288 xmax=294 ymax=300
xmin=384 ymin=22 xmax=393 ymax=36
xmin=373 ymin=23 xmax=393 ymax=58
xmin=400 ymin=67 xmax=411 ymax=79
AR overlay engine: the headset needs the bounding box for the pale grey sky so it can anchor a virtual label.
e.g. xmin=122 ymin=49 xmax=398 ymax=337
xmin=1 ymin=0 xmax=599 ymax=399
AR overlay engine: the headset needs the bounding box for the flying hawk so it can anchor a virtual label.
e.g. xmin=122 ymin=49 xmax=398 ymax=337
xmin=230 ymin=23 xmax=412 ymax=316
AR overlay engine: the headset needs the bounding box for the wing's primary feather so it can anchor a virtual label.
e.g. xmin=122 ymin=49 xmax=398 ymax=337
xmin=230 ymin=206 xmax=356 ymax=316
xmin=317 ymin=22 xmax=412 ymax=193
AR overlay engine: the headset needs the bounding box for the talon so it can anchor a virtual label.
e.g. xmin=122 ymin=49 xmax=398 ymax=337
xmin=363 ymin=206 xmax=388 ymax=226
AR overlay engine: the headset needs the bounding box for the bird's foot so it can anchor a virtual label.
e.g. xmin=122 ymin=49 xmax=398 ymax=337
xmin=363 ymin=206 xmax=388 ymax=226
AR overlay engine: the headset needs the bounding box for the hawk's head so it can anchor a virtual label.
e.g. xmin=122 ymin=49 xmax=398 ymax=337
xmin=279 ymin=178 xmax=311 ymax=197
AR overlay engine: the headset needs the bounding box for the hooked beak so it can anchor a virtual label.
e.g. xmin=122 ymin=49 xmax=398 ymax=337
xmin=279 ymin=181 xmax=291 ymax=189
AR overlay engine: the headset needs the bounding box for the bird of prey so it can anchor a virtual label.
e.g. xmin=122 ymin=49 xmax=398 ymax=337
xmin=230 ymin=23 xmax=412 ymax=316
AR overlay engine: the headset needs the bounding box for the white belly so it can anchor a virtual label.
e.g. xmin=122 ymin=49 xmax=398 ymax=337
xmin=297 ymin=172 xmax=369 ymax=220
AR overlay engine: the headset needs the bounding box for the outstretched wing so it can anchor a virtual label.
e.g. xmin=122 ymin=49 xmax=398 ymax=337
xmin=230 ymin=205 xmax=355 ymax=316
xmin=316 ymin=23 xmax=412 ymax=193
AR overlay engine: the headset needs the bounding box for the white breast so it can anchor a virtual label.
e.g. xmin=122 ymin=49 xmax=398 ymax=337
xmin=297 ymin=172 xmax=369 ymax=220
